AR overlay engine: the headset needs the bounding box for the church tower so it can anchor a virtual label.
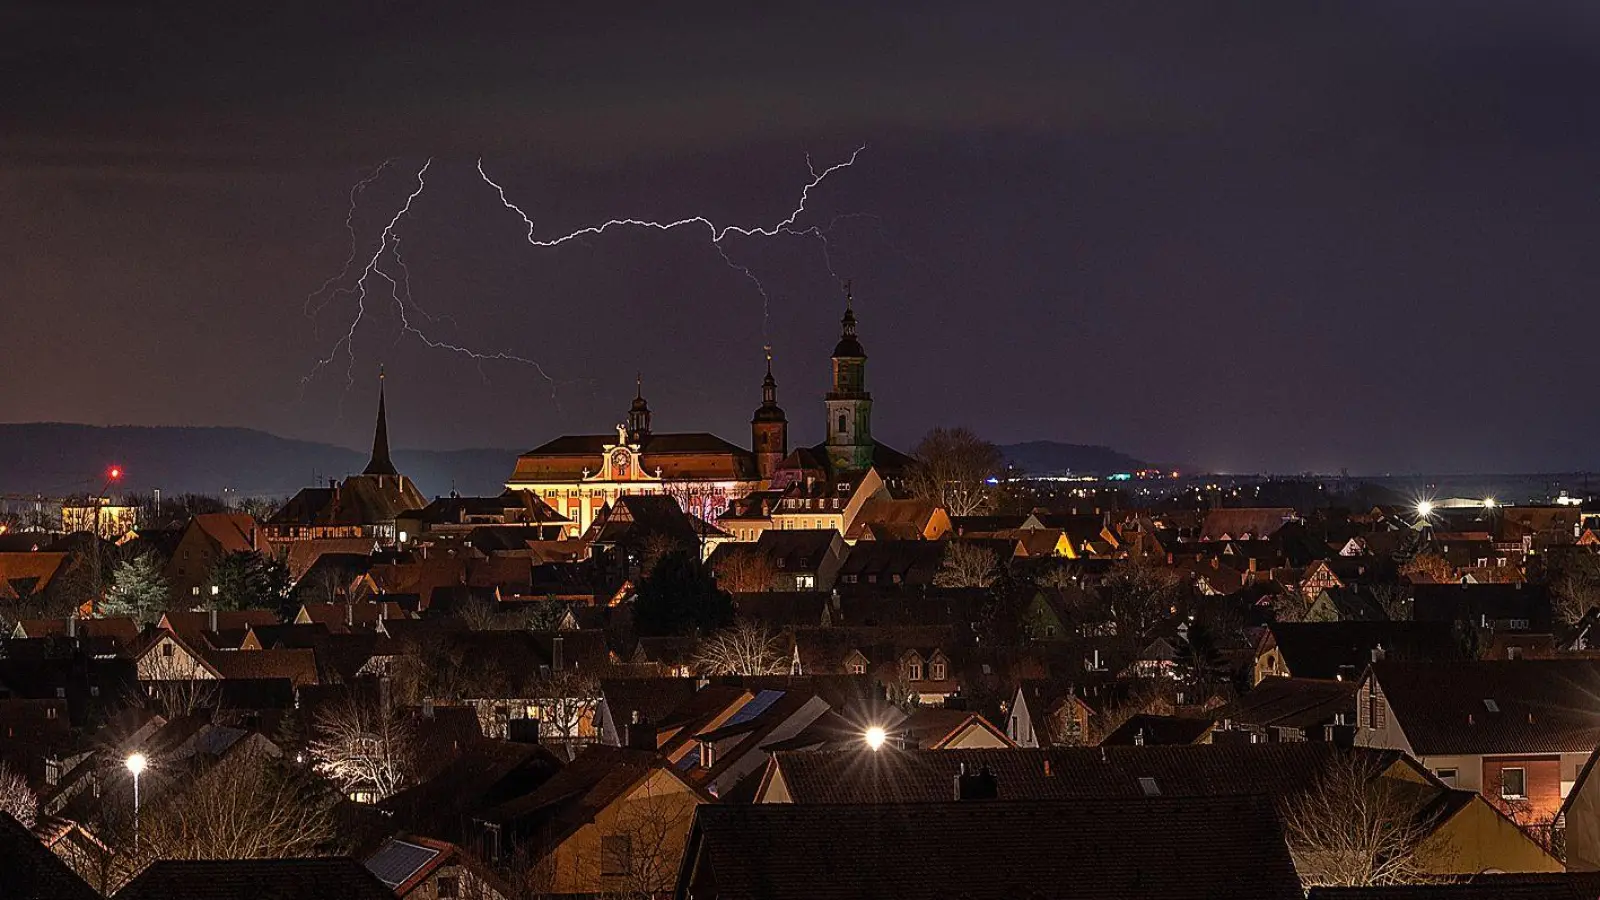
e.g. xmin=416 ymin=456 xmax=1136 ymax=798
xmin=626 ymin=375 xmax=652 ymax=444
xmin=363 ymin=367 xmax=400 ymax=477
xmin=751 ymin=347 xmax=788 ymax=479
xmin=825 ymin=284 xmax=874 ymax=472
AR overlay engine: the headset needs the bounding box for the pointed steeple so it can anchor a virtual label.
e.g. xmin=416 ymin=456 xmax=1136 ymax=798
xmin=752 ymin=346 xmax=788 ymax=478
xmin=363 ymin=367 xmax=399 ymax=476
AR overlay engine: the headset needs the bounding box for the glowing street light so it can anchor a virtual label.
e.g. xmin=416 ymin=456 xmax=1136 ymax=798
xmin=1416 ymin=500 xmax=1434 ymax=519
xmin=1483 ymin=498 xmax=1496 ymax=509
xmin=126 ymin=753 xmax=146 ymax=851
xmin=864 ymin=726 xmax=887 ymax=751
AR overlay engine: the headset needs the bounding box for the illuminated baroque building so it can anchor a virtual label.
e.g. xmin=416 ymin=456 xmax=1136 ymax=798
xmin=507 ymin=293 xmax=913 ymax=542
xmin=505 ymin=377 xmax=765 ymax=533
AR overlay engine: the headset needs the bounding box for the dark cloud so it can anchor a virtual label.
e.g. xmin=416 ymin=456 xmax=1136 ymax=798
xmin=5 ymin=2 xmax=1600 ymax=474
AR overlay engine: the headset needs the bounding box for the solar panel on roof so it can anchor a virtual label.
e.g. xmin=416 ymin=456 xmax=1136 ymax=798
xmin=365 ymin=839 xmax=440 ymax=888
xmin=726 ymin=690 xmax=785 ymax=727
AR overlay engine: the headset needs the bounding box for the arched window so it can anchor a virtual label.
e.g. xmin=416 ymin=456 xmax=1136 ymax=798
xmin=838 ymin=413 xmax=848 ymax=433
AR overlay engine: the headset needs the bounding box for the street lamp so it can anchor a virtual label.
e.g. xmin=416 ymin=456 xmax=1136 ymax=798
xmin=126 ymin=753 xmax=146 ymax=851
xmin=1416 ymin=500 xmax=1434 ymax=519
xmin=864 ymin=726 xmax=887 ymax=751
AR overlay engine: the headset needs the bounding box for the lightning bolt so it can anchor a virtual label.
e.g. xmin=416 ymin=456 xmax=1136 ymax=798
xmin=303 ymin=158 xmax=393 ymax=320
xmin=476 ymin=146 xmax=866 ymax=335
xmin=302 ymin=159 xmax=559 ymax=404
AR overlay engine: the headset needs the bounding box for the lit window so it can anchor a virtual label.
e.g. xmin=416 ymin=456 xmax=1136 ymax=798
xmin=850 ymin=661 xmax=866 ymax=675
xmin=907 ymin=659 xmax=923 ymax=681
xmin=796 ymin=575 xmax=815 ymax=589
xmin=931 ymin=661 xmax=947 ymax=680
xmin=1501 ymin=767 xmax=1527 ymax=799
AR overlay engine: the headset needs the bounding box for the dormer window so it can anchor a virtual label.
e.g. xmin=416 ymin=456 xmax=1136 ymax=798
xmin=906 ymin=657 xmax=924 ymax=681
xmin=931 ymin=660 xmax=947 ymax=681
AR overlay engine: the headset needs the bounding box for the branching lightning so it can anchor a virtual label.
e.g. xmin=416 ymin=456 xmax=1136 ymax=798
xmin=302 ymin=159 xmax=559 ymax=403
xmin=476 ymin=146 xmax=866 ymax=335
xmin=303 ymin=146 xmax=868 ymax=412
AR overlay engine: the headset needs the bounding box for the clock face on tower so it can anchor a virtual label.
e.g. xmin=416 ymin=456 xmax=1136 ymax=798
xmin=611 ymin=448 xmax=632 ymax=480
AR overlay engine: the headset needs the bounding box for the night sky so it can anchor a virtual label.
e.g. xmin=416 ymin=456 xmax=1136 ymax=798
xmin=6 ymin=3 xmax=1600 ymax=475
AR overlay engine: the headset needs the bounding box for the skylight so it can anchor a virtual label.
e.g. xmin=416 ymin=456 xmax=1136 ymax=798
xmin=1138 ymin=777 xmax=1160 ymax=797
xmin=726 ymin=690 xmax=786 ymax=727
xmin=1483 ymin=699 xmax=1500 ymax=713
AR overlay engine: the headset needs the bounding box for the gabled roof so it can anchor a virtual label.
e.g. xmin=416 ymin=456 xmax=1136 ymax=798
xmin=1411 ymin=582 xmax=1552 ymax=627
xmin=681 ymin=795 xmax=1302 ymax=900
xmin=1199 ymin=508 xmax=1296 ymax=541
xmin=188 ymin=512 xmax=259 ymax=554
xmin=836 ymin=540 xmax=945 ymax=581
xmin=1100 ymin=714 xmax=1216 ymax=746
xmin=377 ymin=740 xmax=563 ymax=843
xmin=512 ymin=432 xmax=759 ymax=482
xmin=1214 ymin=677 xmax=1356 ymax=730
xmin=1265 ymin=621 xmax=1460 ymax=680
xmin=0 ymin=552 xmax=69 ymax=600
xmin=1369 ymin=659 xmax=1600 ymax=755
xmin=114 ymin=858 xmax=393 ymax=900
xmin=0 ymin=811 xmax=101 ymax=900
xmin=478 ymin=745 xmax=693 ymax=845
xmin=761 ymin=744 xmax=1411 ymax=805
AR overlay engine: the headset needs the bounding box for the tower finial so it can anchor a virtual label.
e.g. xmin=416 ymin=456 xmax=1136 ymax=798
xmin=635 ymin=372 xmax=643 ymax=399
xmin=764 ymin=344 xmax=773 ymax=376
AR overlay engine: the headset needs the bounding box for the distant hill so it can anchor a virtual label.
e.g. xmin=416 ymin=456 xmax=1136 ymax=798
xmin=0 ymin=424 xmax=518 ymax=499
xmin=0 ymin=424 xmax=1152 ymax=500
xmin=998 ymin=441 xmax=1148 ymax=477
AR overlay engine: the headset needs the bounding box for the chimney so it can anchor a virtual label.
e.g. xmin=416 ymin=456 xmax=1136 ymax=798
xmin=552 ymin=635 xmax=565 ymax=672
xmin=208 ymin=608 xmax=218 ymax=633
xmin=422 ymin=697 xmax=435 ymax=719
xmin=67 ymin=617 xmax=77 ymax=638
xmin=625 ymin=713 xmax=657 ymax=750
xmin=379 ymin=676 xmax=392 ymax=712
xmin=1370 ymin=645 xmax=1386 ymax=663
xmin=954 ymin=763 xmax=999 ymax=801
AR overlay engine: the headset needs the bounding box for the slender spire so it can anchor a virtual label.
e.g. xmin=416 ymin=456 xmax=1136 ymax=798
xmin=832 ymin=279 xmax=865 ymax=359
xmin=363 ymin=366 xmax=399 ymax=476
xmin=840 ymin=279 xmax=856 ymax=337
xmin=627 ymin=373 xmax=652 ymax=441
xmin=761 ymin=345 xmax=778 ymax=405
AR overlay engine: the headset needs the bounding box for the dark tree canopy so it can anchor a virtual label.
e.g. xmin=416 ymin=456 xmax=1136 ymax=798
xmin=634 ymin=549 xmax=734 ymax=637
xmin=208 ymin=550 xmax=290 ymax=612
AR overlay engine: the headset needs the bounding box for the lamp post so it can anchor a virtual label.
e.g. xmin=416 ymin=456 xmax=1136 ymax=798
xmin=125 ymin=752 xmax=146 ymax=852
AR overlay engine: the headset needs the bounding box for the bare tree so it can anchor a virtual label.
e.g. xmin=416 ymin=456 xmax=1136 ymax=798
xmin=529 ymin=669 xmax=601 ymax=761
xmin=906 ymin=427 xmax=1004 ymax=517
xmin=1400 ymin=552 xmax=1454 ymax=585
xmin=1369 ymin=584 xmax=1413 ymax=622
xmin=933 ymin=541 xmax=1000 ymax=588
xmin=308 ymin=689 xmax=414 ymax=801
xmin=1098 ymin=557 xmax=1183 ymax=638
xmin=712 ymin=551 xmax=779 ymax=593
xmin=694 ymin=621 xmax=788 ymax=676
xmin=132 ymin=743 xmax=341 ymax=869
xmin=1280 ymin=752 xmax=1437 ymax=887
xmin=1551 ymin=553 xmax=1600 ymax=626
xmin=0 ymin=761 xmax=38 ymax=828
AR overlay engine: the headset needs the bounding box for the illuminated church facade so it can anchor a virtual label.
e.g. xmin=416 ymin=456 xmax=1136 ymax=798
xmin=504 ymin=294 xmax=908 ymax=534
